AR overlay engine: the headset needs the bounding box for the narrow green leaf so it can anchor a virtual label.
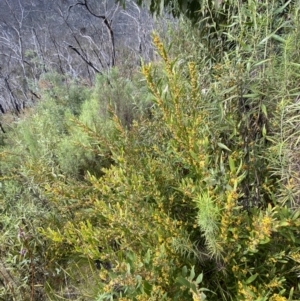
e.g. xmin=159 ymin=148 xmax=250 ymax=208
xmin=182 ymin=265 xmax=188 ymax=277
xmin=259 ymin=237 xmax=270 ymax=244
xmin=159 ymin=0 xmax=164 ymax=15
xmin=143 ymin=281 xmax=152 ymax=295
xmin=290 ymin=62 xmax=300 ymax=68
xmin=245 ymin=273 xmax=258 ymax=284
xmin=292 ymin=210 xmax=300 ymax=220
xmin=279 ymin=221 xmax=290 ymax=227
xmin=262 ymin=124 xmax=267 ymax=137
xmin=144 ymin=249 xmax=151 ymax=264
xmin=176 ymin=276 xmax=191 ymax=288
xmin=190 ymin=282 xmax=198 ymax=294
xmin=261 ymin=104 xmax=268 ymax=117
xmin=274 ymin=0 xmax=292 ymax=14
xmin=236 ymin=159 xmax=243 ymax=174
xmin=126 ymin=263 xmax=131 ymax=274
xmin=272 ymin=34 xmax=286 ymax=43
xmin=189 ymin=266 xmax=195 ymax=281
xmin=189 ymin=150 xmax=199 ymax=161
xmin=288 ymin=286 xmax=294 ymax=300
xmin=259 ymin=33 xmax=286 ymax=45
xmin=217 ymin=142 xmax=231 ymax=152
xmin=289 ymin=231 xmax=295 ymax=243
xmin=259 ymin=35 xmax=272 ymax=45
xmin=195 ymin=273 xmax=203 ymax=284
xmin=229 ymin=155 xmax=236 ymax=174
xmin=253 ymin=59 xmax=271 ymax=67
xmin=244 ymin=93 xmax=260 ymax=98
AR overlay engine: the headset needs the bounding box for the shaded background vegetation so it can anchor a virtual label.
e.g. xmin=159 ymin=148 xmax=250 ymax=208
xmin=0 ymin=0 xmax=165 ymax=116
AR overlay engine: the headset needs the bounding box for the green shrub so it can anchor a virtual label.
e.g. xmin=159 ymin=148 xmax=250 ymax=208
xmin=43 ymin=20 xmax=300 ymax=300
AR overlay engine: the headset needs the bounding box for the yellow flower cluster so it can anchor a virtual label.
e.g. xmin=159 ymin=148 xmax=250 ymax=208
xmin=192 ymin=291 xmax=204 ymax=301
xmin=237 ymin=281 xmax=258 ymax=301
xmin=260 ymin=216 xmax=273 ymax=237
xmin=141 ymin=64 xmax=157 ymax=99
xmin=136 ymin=294 xmax=151 ymax=301
xmin=266 ymin=278 xmax=282 ymax=289
xmin=152 ymin=34 xmax=171 ymax=75
xmin=253 ymin=215 xmax=273 ymax=240
xmin=269 ymin=294 xmax=287 ymax=301
xmin=219 ymin=190 xmax=239 ymax=242
xmin=285 ymin=177 xmax=295 ymax=191
xmin=289 ymin=251 xmax=300 ymax=262
xmin=231 ymin=265 xmax=239 ymax=273
xmin=188 ymin=62 xmax=198 ymax=102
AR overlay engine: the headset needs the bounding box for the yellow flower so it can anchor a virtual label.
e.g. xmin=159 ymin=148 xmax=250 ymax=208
xmin=192 ymin=291 xmax=202 ymax=301
xmin=267 ymin=278 xmax=281 ymax=289
xmin=269 ymin=294 xmax=287 ymax=301
xmin=232 ymin=265 xmax=239 ymax=273
xmin=260 ymin=216 xmax=272 ymax=237
xmin=289 ymin=251 xmax=300 ymax=262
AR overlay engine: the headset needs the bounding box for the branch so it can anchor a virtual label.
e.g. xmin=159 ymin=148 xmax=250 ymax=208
xmin=68 ymin=44 xmax=102 ymax=74
xmin=69 ymin=0 xmax=116 ymax=67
